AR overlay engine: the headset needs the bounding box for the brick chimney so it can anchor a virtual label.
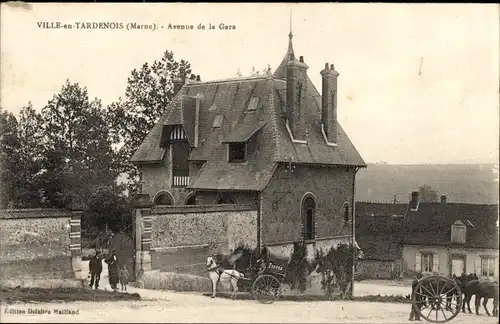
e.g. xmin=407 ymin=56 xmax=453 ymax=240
xmin=173 ymin=77 xmax=184 ymax=95
xmin=440 ymin=195 xmax=448 ymax=215
xmin=409 ymin=191 xmax=420 ymax=211
xmin=286 ymin=55 xmax=309 ymax=141
xmin=320 ymin=63 xmax=339 ymax=144
xmin=173 ymin=67 xmax=187 ymax=95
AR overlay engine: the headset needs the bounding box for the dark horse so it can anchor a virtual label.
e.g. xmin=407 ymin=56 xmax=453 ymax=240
xmin=462 ymin=279 xmax=499 ymax=316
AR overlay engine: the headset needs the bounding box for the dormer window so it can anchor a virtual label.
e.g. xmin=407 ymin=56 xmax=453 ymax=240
xmin=228 ymin=142 xmax=246 ymax=162
xmin=212 ymin=114 xmax=224 ymax=128
xmin=451 ymin=220 xmax=466 ymax=244
xmin=247 ymin=97 xmax=259 ymax=111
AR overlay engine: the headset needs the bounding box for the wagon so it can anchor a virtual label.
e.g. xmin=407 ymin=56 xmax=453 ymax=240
xmin=411 ymin=275 xmax=463 ymax=323
xmin=236 ymin=251 xmax=290 ymax=304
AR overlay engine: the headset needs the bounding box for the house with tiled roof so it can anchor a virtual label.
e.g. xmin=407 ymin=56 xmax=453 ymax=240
xmin=355 ymin=192 xmax=499 ymax=280
xmin=130 ymin=33 xmax=366 ymax=256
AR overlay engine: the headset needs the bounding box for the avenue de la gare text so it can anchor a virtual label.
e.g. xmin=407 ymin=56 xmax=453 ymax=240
xmin=36 ymin=21 xmax=236 ymax=31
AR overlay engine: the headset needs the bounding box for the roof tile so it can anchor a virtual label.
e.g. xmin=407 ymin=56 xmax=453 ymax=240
xmin=131 ymin=38 xmax=366 ymax=188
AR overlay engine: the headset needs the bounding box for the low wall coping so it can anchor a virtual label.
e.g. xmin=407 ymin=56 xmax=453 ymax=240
xmin=150 ymin=244 xmax=209 ymax=252
xmin=0 ymin=208 xmax=80 ymax=219
xmin=151 ymin=204 xmax=257 ymax=215
xmin=266 ymin=235 xmax=351 ymax=247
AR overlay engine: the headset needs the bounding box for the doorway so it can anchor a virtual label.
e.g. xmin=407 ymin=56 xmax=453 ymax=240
xmin=450 ymin=255 xmax=466 ymax=277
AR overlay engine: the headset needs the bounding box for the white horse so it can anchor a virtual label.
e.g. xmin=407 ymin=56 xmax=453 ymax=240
xmin=206 ymin=256 xmax=245 ymax=299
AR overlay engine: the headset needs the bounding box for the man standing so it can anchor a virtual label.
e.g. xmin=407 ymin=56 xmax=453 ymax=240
xmin=89 ymin=250 xmax=103 ymax=289
xmin=409 ymin=273 xmax=424 ymax=321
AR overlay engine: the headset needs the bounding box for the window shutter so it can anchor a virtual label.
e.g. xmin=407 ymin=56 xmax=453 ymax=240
xmin=433 ymin=254 xmax=440 ymax=274
xmin=415 ymin=252 xmax=421 ymax=272
xmin=474 ymin=257 xmax=481 ymax=276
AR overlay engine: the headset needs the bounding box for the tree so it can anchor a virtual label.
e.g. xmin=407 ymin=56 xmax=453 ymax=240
xmin=0 ymin=107 xmax=20 ymax=208
xmin=418 ymin=184 xmax=439 ymax=203
xmin=108 ymin=50 xmax=197 ymax=194
xmin=83 ymin=186 xmax=132 ymax=233
xmin=40 ymin=80 xmax=122 ymax=208
xmin=11 ymin=103 xmax=45 ymax=207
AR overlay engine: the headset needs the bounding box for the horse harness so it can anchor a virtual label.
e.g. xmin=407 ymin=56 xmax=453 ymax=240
xmin=207 ymin=257 xmax=246 ymax=282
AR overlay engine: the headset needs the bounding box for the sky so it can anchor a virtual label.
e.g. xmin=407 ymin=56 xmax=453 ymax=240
xmin=1 ymin=3 xmax=499 ymax=165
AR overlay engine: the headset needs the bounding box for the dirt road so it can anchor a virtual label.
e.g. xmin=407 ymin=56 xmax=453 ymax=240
xmin=1 ymin=284 xmax=498 ymax=323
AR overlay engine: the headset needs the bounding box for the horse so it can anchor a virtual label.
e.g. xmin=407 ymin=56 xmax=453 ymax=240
xmin=206 ymin=256 xmax=245 ymax=299
xmin=475 ymin=281 xmax=499 ymax=317
xmin=460 ymin=273 xmax=482 ymax=313
xmin=463 ymin=279 xmax=499 ymax=316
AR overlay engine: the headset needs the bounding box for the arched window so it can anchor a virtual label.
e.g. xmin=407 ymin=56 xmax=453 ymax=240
xmin=343 ymin=202 xmax=350 ymax=222
xmin=154 ymin=191 xmax=174 ymax=206
xmin=215 ymin=192 xmax=237 ymax=205
xmin=301 ymin=194 xmax=316 ymax=241
xmin=185 ymin=193 xmax=196 ymax=205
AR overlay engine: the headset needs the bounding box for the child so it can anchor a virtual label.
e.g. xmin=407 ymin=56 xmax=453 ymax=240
xmin=119 ymin=264 xmax=129 ymax=292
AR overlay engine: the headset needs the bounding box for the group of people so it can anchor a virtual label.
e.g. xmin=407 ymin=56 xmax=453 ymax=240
xmin=88 ymin=250 xmax=130 ymax=292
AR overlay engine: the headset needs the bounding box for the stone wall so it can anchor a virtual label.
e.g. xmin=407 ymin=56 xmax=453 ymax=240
xmin=356 ymin=259 xmax=403 ymax=280
xmin=261 ymin=163 xmax=355 ymax=245
xmin=150 ymin=205 xmax=258 ymax=253
xmin=0 ymin=209 xmax=82 ymax=288
xmin=141 ymin=154 xmax=192 ymax=206
xmin=135 ymin=205 xmax=258 ymax=278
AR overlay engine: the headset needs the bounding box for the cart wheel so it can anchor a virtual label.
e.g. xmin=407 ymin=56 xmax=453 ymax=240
xmin=251 ymin=274 xmax=282 ymax=304
xmin=412 ymin=275 xmax=462 ymax=323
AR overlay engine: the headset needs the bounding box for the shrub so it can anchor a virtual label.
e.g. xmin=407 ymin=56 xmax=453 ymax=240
xmin=284 ymin=241 xmax=309 ymax=292
xmin=313 ymin=243 xmax=357 ymax=299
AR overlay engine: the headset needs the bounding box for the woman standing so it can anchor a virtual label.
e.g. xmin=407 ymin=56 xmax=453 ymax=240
xmin=105 ymin=250 xmax=119 ymax=292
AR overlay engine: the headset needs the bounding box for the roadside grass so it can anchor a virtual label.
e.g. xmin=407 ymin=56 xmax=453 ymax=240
xmin=202 ymin=292 xmax=411 ymax=304
xmin=1 ymin=287 xmax=141 ymax=304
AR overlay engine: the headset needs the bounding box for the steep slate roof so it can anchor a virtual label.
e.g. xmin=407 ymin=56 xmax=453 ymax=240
xmin=130 ymin=35 xmax=366 ymax=190
xmin=355 ymin=201 xmax=499 ymax=258
xmin=403 ymin=202 xmax=499 ymax=249
xmin=356 ymin=203 xmax=407 ymax=261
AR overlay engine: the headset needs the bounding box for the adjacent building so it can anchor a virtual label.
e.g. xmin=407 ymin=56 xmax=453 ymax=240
xmin=356 ymin=193 xmax=499 ymax=280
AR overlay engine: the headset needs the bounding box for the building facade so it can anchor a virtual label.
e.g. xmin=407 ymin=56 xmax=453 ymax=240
xmin=355 ymin=194 xmax=499 ymax=280
xmin=130 ymin=33 xmax=366 ymax=257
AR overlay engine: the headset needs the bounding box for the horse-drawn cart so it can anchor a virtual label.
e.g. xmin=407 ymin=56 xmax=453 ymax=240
xmin=223 ymin=248 xmax=290 ymax=304
xmin=249 ymin=256 xmax=289 ymax=304
xmin=411 ymin=275 xmax=463 ymax=323
xmin=412 ymin=273 xmax=499 ymax=323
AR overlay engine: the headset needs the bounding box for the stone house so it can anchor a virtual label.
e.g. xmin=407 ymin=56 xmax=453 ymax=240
xmin=130 ymin=33 xmax=366 ymax=258
xmin=355 ymin=193 xmax=499 ymax=280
